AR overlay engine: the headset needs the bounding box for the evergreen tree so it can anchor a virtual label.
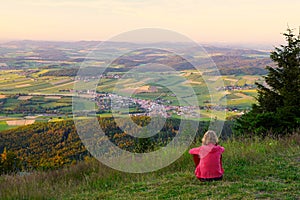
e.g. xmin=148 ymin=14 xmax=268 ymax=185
xmin=235 ymin=28 xmax=300 ymax=136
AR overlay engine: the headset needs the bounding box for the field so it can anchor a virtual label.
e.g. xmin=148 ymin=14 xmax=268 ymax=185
xmin=0 ymin=70 xmax=75 ymax=95
xmin=97 ymin=71 xmax=260 ymax=108
xmin=1 ymin=133 xmax=299 ymax=199
xmin=0 ymin=68 xmax=262 ymax=131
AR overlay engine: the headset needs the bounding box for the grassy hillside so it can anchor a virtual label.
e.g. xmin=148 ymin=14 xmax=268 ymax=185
xmin=0 ymin=133 xmax=299 ymax=199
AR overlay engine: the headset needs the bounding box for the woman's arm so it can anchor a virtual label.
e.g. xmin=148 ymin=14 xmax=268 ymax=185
xmin=192 ymin=154 xmax=200 ymax=167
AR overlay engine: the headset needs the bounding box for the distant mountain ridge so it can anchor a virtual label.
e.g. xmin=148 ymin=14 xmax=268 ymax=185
xmin=0 ymin=40 xmax=273 ymax=75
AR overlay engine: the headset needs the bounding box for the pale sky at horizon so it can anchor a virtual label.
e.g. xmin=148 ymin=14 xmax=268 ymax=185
xmin=1 ymin=0 xmax=299 ymax=46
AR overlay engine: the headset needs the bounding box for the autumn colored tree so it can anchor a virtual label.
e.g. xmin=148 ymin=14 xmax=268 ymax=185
xmin=0 ymin=147 xmax=21 ymax=174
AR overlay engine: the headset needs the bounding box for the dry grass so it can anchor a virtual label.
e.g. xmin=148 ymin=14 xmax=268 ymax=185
xmin=45 ymin=96 xmax=62 ymax=99
xmin=6 ymin=120 xmax=35 ymax=126
xmin=17 ymin=96 xmax=33 ymax=100
xmin=15 ymin=84 xmax=31 ymax=88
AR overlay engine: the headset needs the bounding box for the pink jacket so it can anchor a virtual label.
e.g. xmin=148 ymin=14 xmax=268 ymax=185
xmin=189 ymin=144 xmax=224 ymax=179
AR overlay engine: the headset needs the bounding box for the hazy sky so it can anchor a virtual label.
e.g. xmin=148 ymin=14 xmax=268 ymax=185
xmin=1 ymin=0 xmax=299 ymax=46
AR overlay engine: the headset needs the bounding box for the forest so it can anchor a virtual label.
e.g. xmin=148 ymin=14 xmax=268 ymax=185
xmin=0 ymin=116 xmax=233 ymax=173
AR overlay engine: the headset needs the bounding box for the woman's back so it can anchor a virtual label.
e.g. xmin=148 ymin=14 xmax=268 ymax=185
xmin=189 ymin=130 xmax=224 ymax=181
xmin=196 ymin=144 xmax=224 ymax=179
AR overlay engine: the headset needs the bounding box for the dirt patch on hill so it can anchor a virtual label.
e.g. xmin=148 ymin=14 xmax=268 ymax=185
xmin=18 ymin=96 xmax=33 ymax=100
xmin=134 ymin=86 xmax=158 ymax=94
xmin=45 ymin=96 xmax=62 ymax=99
xmin=6 ymin=120 xmax=35 ymax=126
xmin=15 ymin=84 xmax=31 ymax=88
xmin=120 ymin=85 xmax=158 ymax=94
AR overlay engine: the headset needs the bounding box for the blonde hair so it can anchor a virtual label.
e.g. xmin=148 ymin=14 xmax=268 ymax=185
xmin=202 ymin=130 xmax=218 ymax=145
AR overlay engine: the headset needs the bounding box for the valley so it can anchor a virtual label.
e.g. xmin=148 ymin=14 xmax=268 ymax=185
xmin=0 ymin=41 xmax=269 ymax=131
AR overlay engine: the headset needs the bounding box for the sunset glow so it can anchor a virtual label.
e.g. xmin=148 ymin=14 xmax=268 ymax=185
xmin=1 ymin=0 xmax=299 ymax=45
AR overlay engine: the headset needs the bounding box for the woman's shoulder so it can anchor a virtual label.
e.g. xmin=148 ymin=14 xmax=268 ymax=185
xmin=215 ymin=145 xmax=225 ymax=152
xmin=189 ymin=146 xmax=201 ymax=155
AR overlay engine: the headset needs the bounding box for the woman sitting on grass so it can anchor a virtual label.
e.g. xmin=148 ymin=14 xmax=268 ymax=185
xmin=189 ymin=130 xmax=224 ymax=182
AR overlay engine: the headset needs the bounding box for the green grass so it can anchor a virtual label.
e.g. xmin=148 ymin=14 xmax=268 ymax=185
xmin=240 ymin=89 xmax=258 ymax=97
xmin=224 ymin=93 xmax=243 ymax=100
xmin=1 ymin=133 xmax=299 ymax=199
xmin=0 ymin=121 xmax=18 ymax=131
xmin=226 ymin=97 xmax=256 ymax=109
xmin=0 ymin=113 xmax=24 ymax=118
xmin=0 ymin=121 xmax=9 ymax=131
